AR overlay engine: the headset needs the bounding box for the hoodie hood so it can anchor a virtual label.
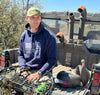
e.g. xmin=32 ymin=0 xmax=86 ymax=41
xmin=25 ymin=22 xmax=44 ymax=35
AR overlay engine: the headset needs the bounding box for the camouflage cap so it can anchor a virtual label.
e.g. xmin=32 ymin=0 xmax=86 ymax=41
xmin=27 ymin=7 xmax=41 ymax=17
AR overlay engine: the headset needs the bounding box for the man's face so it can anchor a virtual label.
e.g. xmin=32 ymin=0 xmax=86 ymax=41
xmin=26 ymin=14 xmax=41 ymax=29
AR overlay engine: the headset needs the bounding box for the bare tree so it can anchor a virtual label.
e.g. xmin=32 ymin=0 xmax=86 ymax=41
xmin=26 ymin=0 xmax=30 ymax=11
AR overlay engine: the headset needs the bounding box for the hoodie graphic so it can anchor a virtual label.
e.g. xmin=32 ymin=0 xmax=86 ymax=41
xmin=25 ymin=41 xmax=41 ymax=59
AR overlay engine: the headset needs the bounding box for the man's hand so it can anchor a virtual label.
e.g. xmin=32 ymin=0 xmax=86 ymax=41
xmin=27 ymin=72 xmax=41 ymax=82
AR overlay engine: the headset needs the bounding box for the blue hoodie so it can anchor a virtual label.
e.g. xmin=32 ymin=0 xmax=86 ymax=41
xmin=18 ymin=23 xmax=57 ymax=74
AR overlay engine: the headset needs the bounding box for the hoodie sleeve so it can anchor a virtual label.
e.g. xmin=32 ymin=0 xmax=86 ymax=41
xmin=18 ymin=33 xmax=26 ymax=70
xmin=39 ymin=36 xmax=57 ymax=74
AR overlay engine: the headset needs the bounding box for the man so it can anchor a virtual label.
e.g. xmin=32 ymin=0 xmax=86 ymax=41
xmin=18 ymin=7 xmax=57 ymax=82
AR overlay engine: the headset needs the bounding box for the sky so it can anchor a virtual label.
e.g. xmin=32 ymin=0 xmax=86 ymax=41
xmin=42 ymin=0 xmax=100 ymax=12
